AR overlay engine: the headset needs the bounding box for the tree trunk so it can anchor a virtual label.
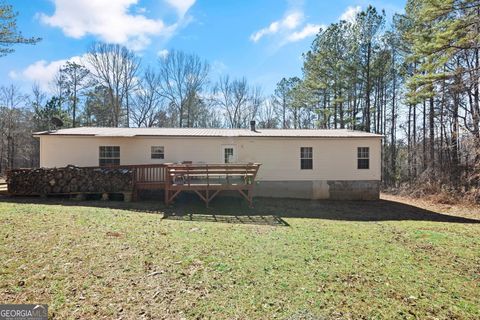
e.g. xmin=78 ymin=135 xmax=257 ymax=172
xmin=391 ymin=65 xmax=397 ymax=186
xmin=365 ymin=41 xmax=371 ymax=132
xmin=339 ymin=87 xmax=344 ymax=129
xmin=429 ymin=95 xmax=435 ymax=177
xmin=407 ymin=104 xmax=412 ymax=182
xmin=413 ymin=102 xmax=417 ymax=178
xmin=423 ymin=100 xmax=427 ymax=171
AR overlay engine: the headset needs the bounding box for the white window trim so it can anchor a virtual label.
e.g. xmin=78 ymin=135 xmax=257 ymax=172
xmin=221 ymin=145 xmax=237 ymax=164
xmin=357 ymin=147 xmax=370 ymax=170
xmin=151 ymin=146 xmax=165 ymax=160
xmin=99 ymin=146 xmax=120 ymax=166
xmin=300 ymin=147 xmax=313 ymax=170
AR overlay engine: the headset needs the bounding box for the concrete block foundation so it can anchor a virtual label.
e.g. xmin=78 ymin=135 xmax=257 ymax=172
xmin=254 ymin=180 xmax=380 ymax=200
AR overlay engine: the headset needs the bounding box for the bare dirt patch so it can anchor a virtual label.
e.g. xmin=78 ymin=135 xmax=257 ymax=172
xmin=381 ymin=193 xmax=480 ymax=220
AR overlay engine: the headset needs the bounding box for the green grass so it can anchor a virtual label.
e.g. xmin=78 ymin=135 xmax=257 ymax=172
xmin=0 ymin=197 xmax=479 ymax=319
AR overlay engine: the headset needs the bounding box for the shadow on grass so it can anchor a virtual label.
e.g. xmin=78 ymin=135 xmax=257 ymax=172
xmin=0 ymin=192 xmax=479 ymax=226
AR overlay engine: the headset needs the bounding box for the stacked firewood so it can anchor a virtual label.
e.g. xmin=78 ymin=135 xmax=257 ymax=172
xmin=7 ymin=165 xmax=133 ymax=195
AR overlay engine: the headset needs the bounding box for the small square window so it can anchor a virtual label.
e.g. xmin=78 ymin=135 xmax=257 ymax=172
xmin=357 ymin=147 xmax=369 ymax=169
xmin=300 ymin=147 xmax=313 ymax=170
xmin=151 ymin=146 xmax=164 ymax=159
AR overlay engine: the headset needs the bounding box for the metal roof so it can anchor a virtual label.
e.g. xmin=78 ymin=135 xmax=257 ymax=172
xmin=33 ymin=127 xmax=383 ymax=138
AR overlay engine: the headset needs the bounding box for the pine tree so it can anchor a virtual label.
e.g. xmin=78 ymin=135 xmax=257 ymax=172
xmin=0 ymin=2 xmax=40 ymax=56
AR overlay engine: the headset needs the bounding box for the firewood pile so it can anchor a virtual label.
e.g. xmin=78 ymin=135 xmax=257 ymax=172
xmin=7 ymin=165 xmax=134 ymax=195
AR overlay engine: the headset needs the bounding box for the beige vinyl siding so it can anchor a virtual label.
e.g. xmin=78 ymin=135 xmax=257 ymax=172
xmin=39 ymin=135 xmax=381 ymax=181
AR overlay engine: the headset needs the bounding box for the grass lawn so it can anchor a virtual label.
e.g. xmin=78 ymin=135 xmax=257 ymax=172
xmin=0 ymin=195 xmax=479 ymax=319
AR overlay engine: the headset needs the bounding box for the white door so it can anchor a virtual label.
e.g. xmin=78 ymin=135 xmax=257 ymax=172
xmin=222 ymin=145 xmax=237 ymax=163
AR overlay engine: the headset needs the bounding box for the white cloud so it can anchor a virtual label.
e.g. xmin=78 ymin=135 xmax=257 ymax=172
xmin=10 ymin=56 xmax=86 ymax=92
xmin=282 ymin=11 xmax=303 ymax=29
xmin=8 ymin=70 xmax=19 ymax=80
xmin=286 ymin=23 xmax=323 ymax=42
xmin=339 ymin=6 xmax=361 ymax=23
xmin=165 ymin=0 xmax=196 ymax=17
xmin=250 ymin=11 xmax=303 ymax=42
xmin=211 ymin=60 xmax=227 ymax=76
xmin=39 ymin=0 xmax=171 ymax=51
xmin=250 ymin=22 xmax=279 ymax=42
xmin=157 ymin=49 xmax=169 ymax=59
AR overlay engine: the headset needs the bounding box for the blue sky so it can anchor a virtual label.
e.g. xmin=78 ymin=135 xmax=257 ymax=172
xmin=2 ymin=0 xmax=405 ymax=95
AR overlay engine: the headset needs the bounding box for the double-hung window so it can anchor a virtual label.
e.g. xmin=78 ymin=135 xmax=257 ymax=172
xmin=300 ymin=147 xmax=313 ymax=170
xmin=99 ymin=146 xmax=120 ymax=166
xmin=224 ymin=147 xmax=234 ymax=163
xmin=151 ymin=146 xmax=164 ymax=159
xmin=357 ymin=147 xmax=369 ymax=169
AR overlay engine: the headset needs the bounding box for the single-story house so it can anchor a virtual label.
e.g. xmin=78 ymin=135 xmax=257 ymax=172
xmin=33 ymin=123 xmax=382 ymax=200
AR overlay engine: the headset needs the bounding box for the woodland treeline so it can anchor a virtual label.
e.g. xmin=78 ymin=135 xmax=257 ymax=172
xmin=1 ymin=1 xmax=479 ymax=200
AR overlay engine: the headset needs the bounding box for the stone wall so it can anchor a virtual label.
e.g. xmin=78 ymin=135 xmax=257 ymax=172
xmin=254 ymin=180 xmax=380 ymax=200
xmin=327 ymin=180 xmax=380 ymax=200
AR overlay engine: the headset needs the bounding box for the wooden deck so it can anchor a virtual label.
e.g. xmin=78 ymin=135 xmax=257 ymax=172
xmin=163 ymin=163 xmax=261 ymax=207
xmin=131 ymin=163 xmax=261 ymax=207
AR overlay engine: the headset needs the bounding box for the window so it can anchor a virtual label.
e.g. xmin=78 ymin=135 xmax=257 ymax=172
xmin=300 ymin=147 xmax=313 ymax=170
xmin=357 ymin=147 xmax=369 ymax=169
xmin=99 ymin=146 xmax=120 ymax=166
xmin=151 ymin=146 xmax=164 ymax=159
xmin=224 ymin=147 xmax=234 ymax=163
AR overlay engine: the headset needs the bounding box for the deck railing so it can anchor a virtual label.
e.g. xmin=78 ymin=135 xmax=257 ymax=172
xmin=115 ymin=164 xmax=167 ymax=184
xmin=79 ymin=164 xmax=167 ymax=185
xmin=163 ymin=163 xmax=261 ymax=207
xmin=165 ymin=163 xmax=260 ymax=187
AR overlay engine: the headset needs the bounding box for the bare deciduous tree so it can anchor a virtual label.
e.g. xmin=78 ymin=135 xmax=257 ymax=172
xmin=212 ymin=76 xmax=262 ymax=128
xmin=257 ymin=99 xmax=278 ymax=128
xmin=0 ymin=85 xmax=29 ymax=171
xmin=157 ymin=50 xmax=209 ymax=127
xmin=84 ymin=43 xmax=140 ymax=127
xmin=131 ymin=67 xmax=164 ymax=127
